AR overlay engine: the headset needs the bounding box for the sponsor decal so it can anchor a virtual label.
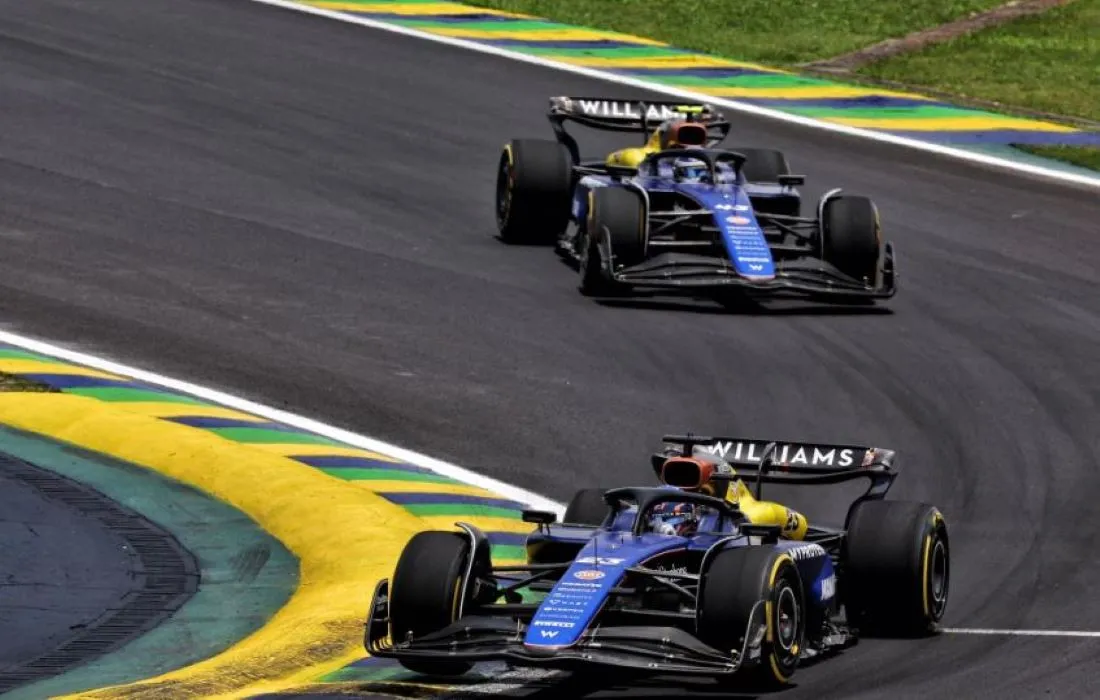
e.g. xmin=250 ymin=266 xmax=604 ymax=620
xmin=739 ymin=256 xmax=771 ymax=263
xmin=542 ymin=606 xmax=585 ymax=613
xmin=577 ymin=100 xmax=683 ymax=121
xmin=787 ymin=543 xmax=827 ymax=561
xmin=576 ymin=556 xmax=625 ymax=566
xmin=727 ymin=215 xmax=752 ymax=225
xmin=715 ymin=203 xmax=750 ymax=212
xmin=820 ymin=574 xmax=836 ymax=601
xmin=747 ymin=264 xmax=765 ymax=272
xmin=558 ymin=580 xmax=600 ymax=590
xmin=539 ymin=630 xmax=559 ymax=639
xmin=573 ymin=569 xmax=605 ymax=581
xmin=705 ymin=441 xmax=859 ymax=468
xmin=533 ymin=620 xmax=576 ymax=628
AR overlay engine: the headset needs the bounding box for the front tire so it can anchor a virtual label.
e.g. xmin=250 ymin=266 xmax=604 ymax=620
xmin=843 ymin=500 xmax=950 ymax=637
xmin=496 ymin=139 xmax=573 ymax=244
xmin=820 ymin=195 xmax=882 ymax=284
xmin=579 ymin=187 xmax=645 ymax=296
xmin=389 ymin=531 xmax=478 ymax=676
xmin=697 ymin=547 xmax=805 ymax=687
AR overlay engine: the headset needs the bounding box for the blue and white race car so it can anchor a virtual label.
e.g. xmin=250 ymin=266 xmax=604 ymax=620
xmin=494 ymin=97 xmax=896 ymax=305
xmin=364 ymin=434 xmax=949 ymax=687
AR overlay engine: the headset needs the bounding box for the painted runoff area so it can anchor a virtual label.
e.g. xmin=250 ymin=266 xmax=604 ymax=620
xmin=249 ymin=0 xmax=1100 ymax=190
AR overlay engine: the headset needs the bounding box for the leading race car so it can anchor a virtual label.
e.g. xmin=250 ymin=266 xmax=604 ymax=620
xmin=494 ymin=97 xmax=897 ymax=306
xmin=364 ymin=434 xmax=949 ymax=688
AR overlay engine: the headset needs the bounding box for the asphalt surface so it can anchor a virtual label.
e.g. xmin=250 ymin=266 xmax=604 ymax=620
xmin=1 ymin=0 xmax=1100 ymax=697
xmin=0 ymin=456 xmax=133 ymax=686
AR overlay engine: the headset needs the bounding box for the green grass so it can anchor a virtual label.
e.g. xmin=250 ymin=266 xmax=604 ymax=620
xmin=469 ymin=0 xmax=1100 ymax=171
xmin=468 ymin=0 xmax=1005 ymax=65
xmin=860 ymin=1 xmax=1100 ymax=123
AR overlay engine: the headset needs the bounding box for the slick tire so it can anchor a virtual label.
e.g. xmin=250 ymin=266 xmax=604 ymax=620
xmin=842 ymin=500 xmax=950 ymax=638
xmin=389 ymin=531 xmax=478 ymax=676
xmin=698 ymin=547 xmax=806 ymax=688
xmin=579 ymin=187 xmax=645 ymax=296
xmin=727 ymin=147 xmax=791 ymax=183
xmin=820 ymin=195 xmax=882 ymax=284
xmin=562 ymin=488 xmax=612 ymax=526
xmin=496 ymin=138 xmax=573 ymax=244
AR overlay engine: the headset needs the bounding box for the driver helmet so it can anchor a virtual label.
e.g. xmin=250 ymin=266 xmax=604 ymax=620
xmin=673 ymin=156 xmax=708 ymax=183
xmin=648 ymin=501 xmax=700 ymax=536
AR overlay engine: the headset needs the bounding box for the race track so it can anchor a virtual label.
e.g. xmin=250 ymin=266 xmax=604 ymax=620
xmin=1 ymin=0 xmax=1100 ymax=697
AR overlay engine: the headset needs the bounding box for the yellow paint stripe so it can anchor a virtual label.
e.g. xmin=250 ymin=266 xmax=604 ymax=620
xmin=0 ymin=358 xmax=127 ymax=379
xmin=308 ymin=1 xmax=532 ymax=17
xmin=247 ymin=442 xmax=402 ymax=462
xmin=118 ymin=402 xmax=269 ymax=421
xmin=351 ymin=480 xmax=505 ymax=498
xmin=554 ymin=55 xmax=779 ymax=71
xmin=419 ymin=514 xmax=532 ymax=534
xmin=825 ymin=115 xmax=1079 ymax=132
xmin=0 ymin=393 xmax=425 ymax=699
xmin=697 ymin=85 xmax=938 ymax=100
xmin=422 ymin=27 xmax=667 ymax=44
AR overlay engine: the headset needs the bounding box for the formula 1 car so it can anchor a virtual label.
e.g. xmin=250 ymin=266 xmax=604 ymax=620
xmin=364 ymin=434 xmax=949 ymax=687
xmin=494 ymin=97 xmax=896 ymax=305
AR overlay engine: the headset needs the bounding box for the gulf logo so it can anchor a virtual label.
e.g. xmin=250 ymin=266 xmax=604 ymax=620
xmin=573 ymin=569 xmax=606 ymax=581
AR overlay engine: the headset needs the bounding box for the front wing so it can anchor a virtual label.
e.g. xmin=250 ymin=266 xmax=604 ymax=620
xmin=364 ymin=579 xmax=768 ymax=676
xmin=609 ymin=245 xmax=897 ymax=300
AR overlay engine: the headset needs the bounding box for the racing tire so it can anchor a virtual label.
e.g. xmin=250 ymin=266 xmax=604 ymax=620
xmin=842 ymin=500 xmax=950 ymax=638
xmin=579 ymin=187 xmax=645 ymax=296
xmin=820 ymin=195 xmax=882 ymax=284
xmin=496 ymin=138 xmax=573 ymax=245
xmin=562 ymin=488 xmax=611 ymax=526
xmin=727 ymin=147 xmax=791 ymax=183
xmin=389 ymin=531 xmax=479 ymax=676
xmin=697 ymin=547 xmax=806 ymax=688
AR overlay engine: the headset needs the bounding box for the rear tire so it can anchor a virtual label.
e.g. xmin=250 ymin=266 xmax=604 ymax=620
xmin=728 ymin=147 xmax=790 ymax=183
xmin=496 ymin=139 xmax=572 ymax=244
xmin=820 ymin=195 xmax=882 ymax=283
xmin=562 ymin=488 xmax=611 ymax=526
xmin=579 ymin=187 xmax=645 ymax=296
xmin=697 ymin=547 xmax=805 ymax=688
xmin=843 ymin=500 xmax=950 ymax=638
xmin=389 ymin=531 xmax=478 ymax=676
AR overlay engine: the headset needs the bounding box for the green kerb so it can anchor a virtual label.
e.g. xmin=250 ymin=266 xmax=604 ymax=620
xmin=64 ymin=387 xmax=210 ymax=404
xmin=401 ymin=503 xmax=523 ymax=519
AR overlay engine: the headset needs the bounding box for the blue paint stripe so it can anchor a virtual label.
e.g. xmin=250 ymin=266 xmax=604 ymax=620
xmin=164 ymin=416 xmax=307 ymax=432
xmin=351 ymin=12 xmax=526 ymax=24
xmin=740 ymin=96 xmax=951 ymax=110
xmin=379 ymin=492 xmax=526 ymax=510
xmin=19 ymin=374 xmax=153 ymax=390
xmin=290 ymin=455 xmax=438 ymax=474
xmin=617 ymin=67 xmax=774 ymax=79
xmin=883 ymin=129 xmax=1100 ymax=145
xmin=477 ymin=38 xmax=685 ymax=50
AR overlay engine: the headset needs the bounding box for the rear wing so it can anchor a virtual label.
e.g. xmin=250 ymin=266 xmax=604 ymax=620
xmin=546 ymin=96 xmax=731 ymax=163
xmin=651 ymin=434 xmax=899 ymax=501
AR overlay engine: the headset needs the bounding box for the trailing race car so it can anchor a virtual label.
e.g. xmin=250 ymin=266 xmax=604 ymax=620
xmin=364 ymin=434 xmax=949 ymax=687
xmin=494 ymin=97 xmax=896 ymax=304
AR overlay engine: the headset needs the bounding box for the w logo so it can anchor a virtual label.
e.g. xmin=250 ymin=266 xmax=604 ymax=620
xmin=540 ymin=630 xmax=559 ymax=639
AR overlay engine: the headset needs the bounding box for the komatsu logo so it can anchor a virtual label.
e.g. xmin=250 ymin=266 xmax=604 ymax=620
xmin=577 ymin=100 xmax=682 ymax=121
xmin=705 ymin=441 xmax=858 ymax=467
xmin=786 ymin=543 xmax=827 ymax=561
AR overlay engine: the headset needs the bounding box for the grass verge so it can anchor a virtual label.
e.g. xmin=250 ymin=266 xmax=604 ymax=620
xmin=469 ymin=1 xmax=1005 ymax=65
xmin=469 ymin=0 xmax=1100 ymax=171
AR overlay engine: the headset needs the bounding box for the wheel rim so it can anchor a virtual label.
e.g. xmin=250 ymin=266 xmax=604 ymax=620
xmin=929 ymin=538 xmax=948 ymax=617
xmin=775 ymin=584 xmax=799 ymax=652
xmin=496 ymin=157 xmax=513 ymax=227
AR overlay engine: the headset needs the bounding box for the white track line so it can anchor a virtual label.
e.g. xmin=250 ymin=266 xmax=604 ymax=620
xmin=0 ymin=329 xmax=566 ymax=516
xmin=944 ymin=628 xmax=1100 ymax=638
xmin=245 ymin=0 xmax=1100 ymax=191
